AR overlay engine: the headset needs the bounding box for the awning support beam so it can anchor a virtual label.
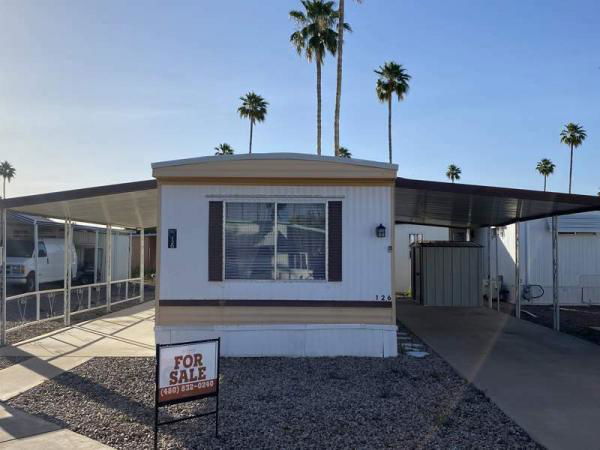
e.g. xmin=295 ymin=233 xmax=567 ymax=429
xmin=552 ymin=216 xmax=560 ymax=331
xmin=140 ymin=228 xmax=145 ymax=304
xmin=0 ymin=209 xmax=6 ymax=346
xmin=515 ymin=222 xmax=521 ymax=319
xmin=106 ymin=225 xmax=112 ymax=312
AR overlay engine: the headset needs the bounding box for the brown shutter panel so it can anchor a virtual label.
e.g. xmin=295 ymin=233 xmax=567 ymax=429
xmin=208 ymin=201 xmax=223 ymax=281
xmin=328 ymin=201 xmax=342 ymax=281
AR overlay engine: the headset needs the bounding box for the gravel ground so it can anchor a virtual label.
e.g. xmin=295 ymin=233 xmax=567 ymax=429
xmin=500 ymin=303 xmax=600 ymax=346
xmin=9 ymin=353 xmax=541 ymax=449
xmin=0 ymin=356 xmax=31 ymax=370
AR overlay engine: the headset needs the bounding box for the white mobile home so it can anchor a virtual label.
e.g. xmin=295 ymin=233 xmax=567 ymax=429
xmin=154 ymin=154 xmax=398 ymax=357
xmin=475 ymin=212 xmax=600 ymax=305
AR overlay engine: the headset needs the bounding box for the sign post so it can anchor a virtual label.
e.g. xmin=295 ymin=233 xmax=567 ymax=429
xmin=154 ymin=338 xmax=220 ymax=449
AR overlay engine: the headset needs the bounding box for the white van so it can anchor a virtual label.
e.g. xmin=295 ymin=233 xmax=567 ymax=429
xmin=6 ymin=238 xmax=77 ymax=292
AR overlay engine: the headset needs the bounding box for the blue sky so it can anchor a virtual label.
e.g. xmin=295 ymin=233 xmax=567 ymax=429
xmin=1 ymin=0 xmax=598 ymax=196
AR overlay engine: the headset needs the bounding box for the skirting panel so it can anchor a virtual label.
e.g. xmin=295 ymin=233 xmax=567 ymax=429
xmin=155 ymin=324 xmax=398 ymax=357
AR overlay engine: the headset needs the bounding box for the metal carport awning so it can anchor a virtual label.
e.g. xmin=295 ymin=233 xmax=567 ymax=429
xmin=395 ymin=178 xmax=600 ymax=228
xmin=0 ymin=180 xmax=158 ymax=228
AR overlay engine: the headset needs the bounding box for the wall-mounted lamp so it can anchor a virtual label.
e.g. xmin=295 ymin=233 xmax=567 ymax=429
xmin=376 ymin=224 xmax=386 ymax=238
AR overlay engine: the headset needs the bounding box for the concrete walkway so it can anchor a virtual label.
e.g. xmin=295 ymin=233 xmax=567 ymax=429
xmin=0 ymin=301 xmax=155 ymax=448
xmin=397 ymin=302 xmax=600 ymax=450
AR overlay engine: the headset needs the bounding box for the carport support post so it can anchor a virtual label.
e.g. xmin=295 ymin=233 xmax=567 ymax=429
xmin=93 ymin=230 xmax=99 ymax=284
xmin=495 ymin=228 xmax=500 ymax=312
xmin=106 ymin=225 xmax=112 ymax=312
xmin=487 ymin=228 xmax=492 ymax=308
xmin=34 ymin=219 xmax=40 ymax=320
xmin=63 ymin=219 xmax=71 ymax=326
xmin=552 ymin=216 xmax=560 ymax=331
xmin=1 ymin=209 xmax=7 ymax=346
xmin=515 ymin=222 xmax=520 ymax=319
xmin=139 ymin=228 xmax=145 ymax=304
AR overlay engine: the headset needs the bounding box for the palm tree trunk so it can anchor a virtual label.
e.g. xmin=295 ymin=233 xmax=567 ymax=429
xmin=568 ymin=143 xmax=574 ymax=193
xmin=2 ymin=178 xmax=5 ymax=199
xmin=387 ymin=96 xmax=392 ymax=164
xmin=544 ymin=175 xmax=547 ymax=192
xmin=316 ymin=59 xmax=322 ymax=156
xmin=333 ymin=0 xmax=344 ymax=157
xmin=249 ymin=120 xmax=254 ymax=154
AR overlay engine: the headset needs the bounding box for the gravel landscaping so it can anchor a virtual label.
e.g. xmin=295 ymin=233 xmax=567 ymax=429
xmin=0 ymin=355 xmax=30 ymax=370
xmin=501 ymin=303 xmax=600 ymax=346
xmin=9 ymin=352 xmax=541 ymax=449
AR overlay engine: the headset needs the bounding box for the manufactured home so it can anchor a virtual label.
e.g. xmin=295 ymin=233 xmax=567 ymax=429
xmin=153 ymin=154 xmax=398 ymax=357
xmin=4 ymin=152 xmax=600 ymax=351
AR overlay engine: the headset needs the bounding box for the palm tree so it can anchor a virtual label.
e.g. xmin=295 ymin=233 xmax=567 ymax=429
xmin=446 ymin=164 xmax=461 ymax=183
xmin=535 ymin=158 xmax=555 ymax=192
xmin=338 ymin=146 xmax=351 ymax=158
xmin=214 ymin=143 xmax=234 ymax=156
xmin=238 ymin=92 xmax=268 ymax=154
xmin=333 ymin=0 xmax=357 ymax=156
xmin=560 ymin=123 xmax=587 ymax=193
xmin=375 ymin=61 xmax=411 ymax=164
xmin=290 ymin=0 xmax=349 ymax=155
xmin=0 ymin=161 xmax=16 ymax=198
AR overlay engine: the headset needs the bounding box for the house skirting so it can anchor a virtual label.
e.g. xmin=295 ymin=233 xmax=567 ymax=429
xmin=155 ymin=324 xmax=398 ymax=357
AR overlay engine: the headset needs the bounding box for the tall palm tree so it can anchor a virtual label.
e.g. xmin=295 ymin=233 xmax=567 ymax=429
xmin=290 ymin=0 xmax=349 ymax=155
xmin=560 ymin=123 xmax=587 ymax=193
xmin=0 ymin=161 xmax=16 ymax=198
xmin=214 ymin=143 xmax=234 ymax=156
xmin=446 ymin=164 xmax=461 ymax=183
xmin=338 ymin=146 xmax=351 ymax=158
xmin=535 ymin=158 xmax=555 ymax=192
xmin=238 ymin=92 xmax=268 ymax=154
xmin=333 ymin=0 xmax=357 ymax=156
xmin=375 ymin=61 xmax=411 ymax=164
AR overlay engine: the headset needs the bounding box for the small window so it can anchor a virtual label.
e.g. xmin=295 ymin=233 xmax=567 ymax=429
xmin=38 ymin=242 xmax=47 ymax=258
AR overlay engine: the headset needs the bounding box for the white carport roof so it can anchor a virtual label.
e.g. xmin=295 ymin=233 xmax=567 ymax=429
xmin=0 ymin=180 xmax=157 ymax=228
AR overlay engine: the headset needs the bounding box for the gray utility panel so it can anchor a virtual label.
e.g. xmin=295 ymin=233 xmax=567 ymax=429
xmin=411 ymin=241 xmax=482 ymax=306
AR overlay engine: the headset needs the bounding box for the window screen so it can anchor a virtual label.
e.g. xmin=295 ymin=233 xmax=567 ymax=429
xmin=225 ymin=203 xmax=275 ymax=280
xmin=277 ymin=203 xmax=326 ymax=280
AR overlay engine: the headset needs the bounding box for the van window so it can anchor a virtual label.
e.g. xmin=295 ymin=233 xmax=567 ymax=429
xmin=7 ymin=240 xmax=34 ymax=258
xmin=38 ymin=242 xmax=47 ymax=258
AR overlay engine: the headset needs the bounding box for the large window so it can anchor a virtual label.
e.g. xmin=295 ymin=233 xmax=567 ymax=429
xmin=224 ymin=202 xmax=326 ymax=280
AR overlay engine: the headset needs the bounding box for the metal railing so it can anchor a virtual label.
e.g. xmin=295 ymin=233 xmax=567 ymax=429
xmin=5 ymin=277 xmax=148 ymax=332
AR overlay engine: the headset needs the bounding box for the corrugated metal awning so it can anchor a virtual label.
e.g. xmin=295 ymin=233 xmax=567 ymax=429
xmin=2 ymin=177 xmax=600 ymax=230
xmin=395 ymin=178 xmax=600 ymax=228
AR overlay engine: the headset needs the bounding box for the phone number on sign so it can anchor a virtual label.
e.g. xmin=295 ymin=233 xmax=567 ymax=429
xmin=161 ymin=379 xmax=215 ymax=397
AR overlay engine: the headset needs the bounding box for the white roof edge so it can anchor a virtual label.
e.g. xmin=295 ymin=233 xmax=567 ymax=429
xmin=151 ymin=153 xmax=398 ymax=171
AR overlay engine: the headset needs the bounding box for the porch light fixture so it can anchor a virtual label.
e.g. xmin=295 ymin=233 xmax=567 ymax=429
xmin=376 ymin=224 xmax=386 ymax=238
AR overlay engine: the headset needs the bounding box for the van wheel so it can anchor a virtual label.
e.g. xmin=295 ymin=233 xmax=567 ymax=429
xmin=26 ymin=273 xmax=36 ymax=292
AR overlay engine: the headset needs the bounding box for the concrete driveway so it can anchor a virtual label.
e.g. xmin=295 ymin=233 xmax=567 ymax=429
xmin=397 ymin=302 xmax=600 ymax=450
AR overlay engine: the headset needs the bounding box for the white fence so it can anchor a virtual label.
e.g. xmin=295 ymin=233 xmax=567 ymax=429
xmin=5 ymin=277 xmax=149 ymax=332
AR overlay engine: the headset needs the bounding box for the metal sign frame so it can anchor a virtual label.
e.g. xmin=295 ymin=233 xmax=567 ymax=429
xmin=154 ymin=337 xmax=221 ymax=449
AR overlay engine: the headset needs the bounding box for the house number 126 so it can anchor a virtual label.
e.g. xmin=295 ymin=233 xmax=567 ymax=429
xmin=376 ymin=295 xmax=392 ymax=301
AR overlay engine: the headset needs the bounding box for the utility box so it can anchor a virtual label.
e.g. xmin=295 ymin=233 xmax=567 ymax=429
xmin=411 ymin=241 xmax=482 ymax=306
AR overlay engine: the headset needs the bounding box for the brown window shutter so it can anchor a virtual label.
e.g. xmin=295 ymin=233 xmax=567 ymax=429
xmin=328 ymin=201 xmax=342 ymax=281
xmin=208 ymin=201 xmax=223 ymax=281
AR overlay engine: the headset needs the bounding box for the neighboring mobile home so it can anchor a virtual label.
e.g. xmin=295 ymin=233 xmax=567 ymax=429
xmin=474 ymin=212 xmax=600 ymax=305
xmin=153 ymin=153 xmax=398 ymax=357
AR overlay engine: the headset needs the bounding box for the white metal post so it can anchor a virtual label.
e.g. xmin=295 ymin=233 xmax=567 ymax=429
xmin=515 ymin=222 xmax=520 ymax=319
xmin=495 ymin=229 xmax=500 ymax=312
xmin=63 ymin=219 xmax=69 ymax=326
xmin=0 ymin=209 xmax=7 ymax=346
xmin=128 ymin=232 xmax=132 ymax=280
xmin=93 ymin=230 xmax=99 ymax=284
xmin=139 ymin=228 xmax=145 ymax=303
xmin=106 ymin=225 xmax=112 ymax=312
xmin=552 ymin=216 xmax=560 ymax=331
xmin=487 ymin=227 xmax=492 ymax=308
xmin=34 ymin=219 xmax=40 ymax=320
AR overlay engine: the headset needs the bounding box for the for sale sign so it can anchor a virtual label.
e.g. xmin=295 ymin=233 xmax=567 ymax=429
xmin=156 ymin=339 xmax=219 ymax=406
